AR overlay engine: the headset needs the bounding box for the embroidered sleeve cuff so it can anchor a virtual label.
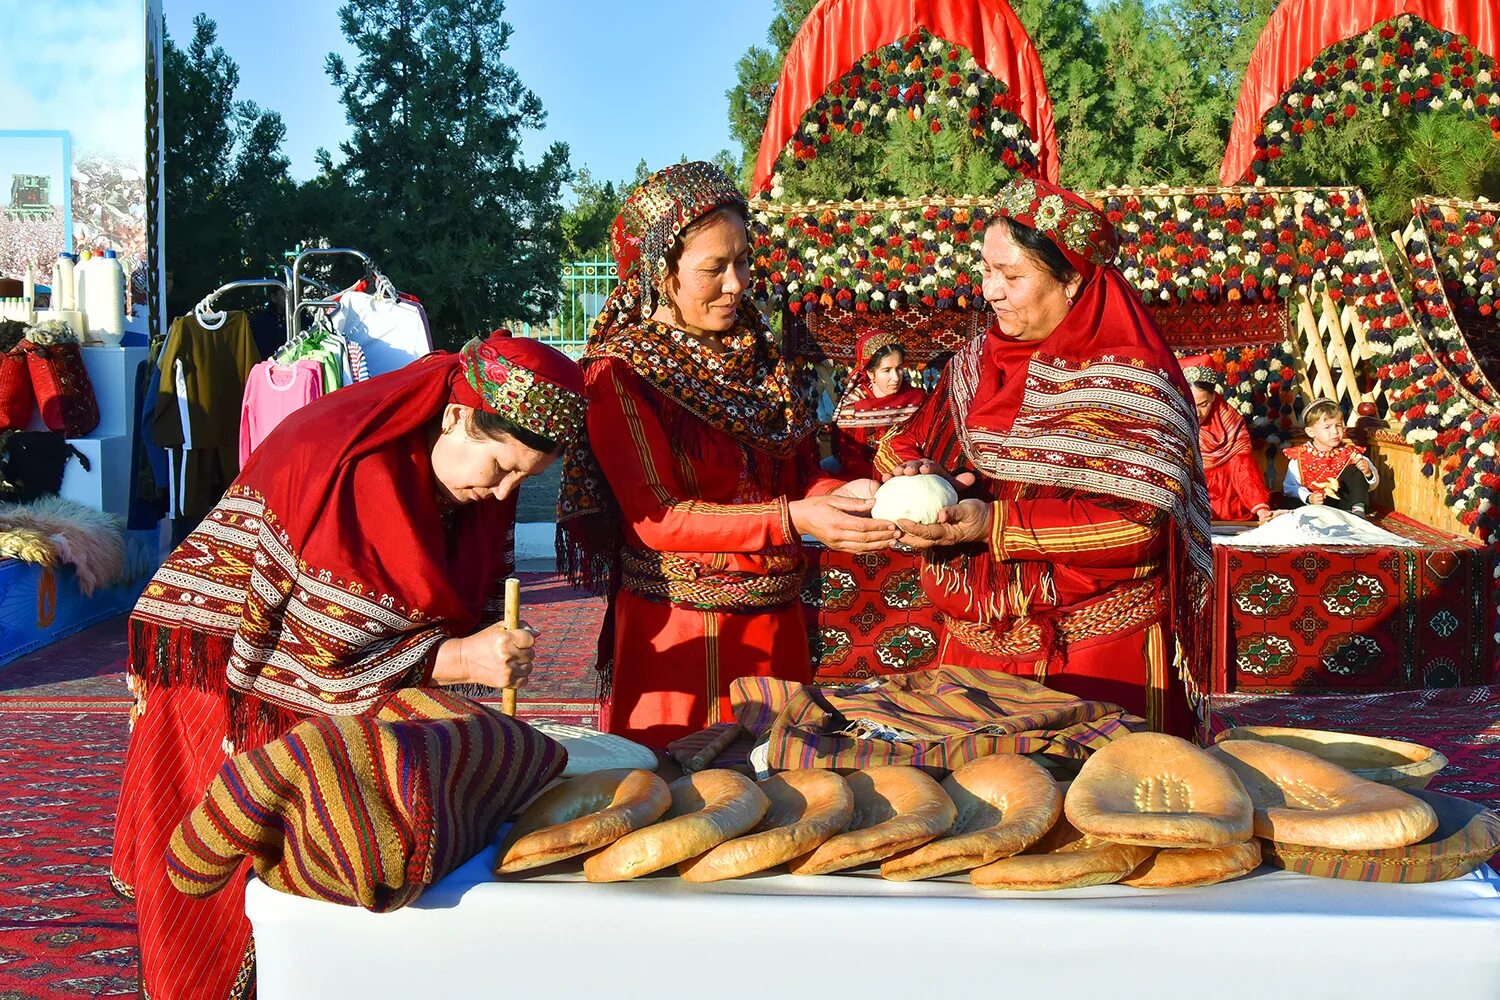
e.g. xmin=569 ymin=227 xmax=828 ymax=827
xmin=774 ymin=496 xmax=796 ymax=547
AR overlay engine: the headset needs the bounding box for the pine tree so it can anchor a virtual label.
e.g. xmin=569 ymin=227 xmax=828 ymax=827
xmin=163 ymin=15 xmax=297 ymax=314
xmin=322 ymin=0 xmax=571 ymax=346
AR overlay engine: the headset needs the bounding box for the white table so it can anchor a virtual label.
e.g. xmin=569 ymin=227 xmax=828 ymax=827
xmin=247 ymin=840 xmax=1500 ymax=1000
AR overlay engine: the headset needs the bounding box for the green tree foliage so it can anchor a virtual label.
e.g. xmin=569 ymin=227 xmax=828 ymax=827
xmin=163 ymin=15 xmax=298 ymax=312
xmin=320 ymin=0 xmax=572 ymax=346
xmin=561 ymin=168 xmax=620 ymax=260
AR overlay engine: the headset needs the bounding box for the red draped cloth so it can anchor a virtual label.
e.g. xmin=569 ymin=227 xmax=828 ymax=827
xmin=1221 ymin=0 xmax=1500 ymax=183
xmin=752 ymin=0 xmax=1058 ymax=194
xmin=1198 ymin=393 xmax=1272 ymax=520
xmin=113 ymin=353 xmax=517 ymax=999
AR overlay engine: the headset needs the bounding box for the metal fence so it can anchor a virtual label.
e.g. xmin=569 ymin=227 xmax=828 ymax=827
xmin=509 ymin=258 xmax=617 ymax=357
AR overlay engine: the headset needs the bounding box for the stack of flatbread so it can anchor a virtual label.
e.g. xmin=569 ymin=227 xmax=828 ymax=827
xmin=492 ymin=730 xmax=1496 ymax=888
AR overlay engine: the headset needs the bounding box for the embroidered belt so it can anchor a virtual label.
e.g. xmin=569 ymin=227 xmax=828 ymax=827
xmin=621 ymin=547 xmax=804 ymax=612
xmin=945 ymin=581 xmax=1166 ymax=658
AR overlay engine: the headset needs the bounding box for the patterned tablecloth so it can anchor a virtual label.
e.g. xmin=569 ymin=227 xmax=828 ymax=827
xmin=1214 ymin=513 xmax=1498 ymax=693
xmin=802 ymin=516 xmax=1498 ymax=695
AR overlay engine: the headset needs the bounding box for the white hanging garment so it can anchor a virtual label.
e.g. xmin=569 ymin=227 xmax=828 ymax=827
xmin=329 ymin=290 xmax=432 ymax=376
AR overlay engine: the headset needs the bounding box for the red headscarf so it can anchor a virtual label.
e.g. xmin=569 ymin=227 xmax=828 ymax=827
xmin=833 ymin=330 xmax=927 ymax=428
xmin=129 ymin=332 xmax=585 ymax=746
xmin=943 ymin=177 xmax=1213 ymax=725
xmin=1179 ymin=355 xmax=1251 ymax=472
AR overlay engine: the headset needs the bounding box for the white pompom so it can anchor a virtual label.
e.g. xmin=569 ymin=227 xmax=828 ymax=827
xmin=871 ymin=474 xmax=959 ymax=524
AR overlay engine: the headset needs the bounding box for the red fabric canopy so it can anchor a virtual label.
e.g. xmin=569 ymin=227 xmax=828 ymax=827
xmin=751 ymin=0 xmax=1058 ymax=196
xmin=1220 ymin=0 xmax=1500 ymax=184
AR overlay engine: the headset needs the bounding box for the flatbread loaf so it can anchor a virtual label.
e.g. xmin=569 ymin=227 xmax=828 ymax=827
xmin=882 ymin=754 xmax=1062 ymax=880
xmin=788 ymin=766 xmax=956 ymax=876
xmin=678 ymin=770 xmax=854 ymax=882
xmin=583 ymin=770 xmax=769 ymax=882
xmin=970 ymin=815 xmax=1153 ymax=891
xmin=1259 ymin=788 xmax=1500 ymax=882
xmin=1209 ymin=741 xmax=1437 ymax=850
xmin=496 ymin=768 xmax=671 ymax=874
xmin=1121 ymin=840 xmax=1263 ymax=888
xmin=1066 ymin=732 xmax=1253 ymax=848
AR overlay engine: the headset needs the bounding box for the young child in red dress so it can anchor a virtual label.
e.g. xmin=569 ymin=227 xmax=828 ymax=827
xmin=1282 ymin=399 xmax=1379 ymax=515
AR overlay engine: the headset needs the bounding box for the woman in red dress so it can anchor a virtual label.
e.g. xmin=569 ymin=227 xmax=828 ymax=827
xmin=881 ymin=178 xmax=1213 ymax=737
xmin=829 ymin=331 xmax=927 ymax=479
xmin=112 ymin=333 xmax=586 ymax=998
xmin=559 ymin=161 xmax=896 ymax=749
xmin=1181 ymin=355 xmax=1273 ymax=522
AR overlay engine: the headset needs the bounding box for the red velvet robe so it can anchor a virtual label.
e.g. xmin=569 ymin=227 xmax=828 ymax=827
xmin=585 ymin=357 xmax=840 ymax=748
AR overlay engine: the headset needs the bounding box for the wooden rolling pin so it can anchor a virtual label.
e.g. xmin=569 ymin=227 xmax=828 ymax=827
xmin=501 ymin=576 xmax=520 ymax=717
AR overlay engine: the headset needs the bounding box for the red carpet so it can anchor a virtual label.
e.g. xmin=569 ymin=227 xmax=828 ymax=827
xmin=0 ymin=711 xmax=137 ymax=998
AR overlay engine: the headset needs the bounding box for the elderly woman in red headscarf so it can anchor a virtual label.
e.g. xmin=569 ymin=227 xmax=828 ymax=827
xmin=112 ymin=332 xmax=586 ymax=1000
xmin=829 ymin=331 xmax=928 ymax=479
xmin=559 ymin=161 xmax=897 ymax=749
xmin=1180 ymin=356 xmax=1274 ymax=523
xmin=880 ymin=178 xmax=1213 ymax=737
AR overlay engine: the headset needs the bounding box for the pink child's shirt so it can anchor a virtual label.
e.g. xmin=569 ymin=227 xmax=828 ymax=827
xmin=239 ymin=359 xmax=325 ymax=466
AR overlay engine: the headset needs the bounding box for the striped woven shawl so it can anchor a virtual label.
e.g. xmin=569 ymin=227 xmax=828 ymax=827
xmin=166 ymin=688 xmax=565 ymax=910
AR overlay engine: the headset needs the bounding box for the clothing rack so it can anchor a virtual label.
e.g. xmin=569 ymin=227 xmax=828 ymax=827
xmin=191 ymin=247 xmax=393 ymax=343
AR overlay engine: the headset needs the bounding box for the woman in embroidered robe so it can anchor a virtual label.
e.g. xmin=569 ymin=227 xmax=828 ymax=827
xmin=1181 ymin=356 xmax=1274 ymax=522
xmin=559 ymin=162 xmax=897 ymax=749
xmin=112 ymin=333 xmax=586 ymax=1000
xmin=881 ymin=178 xmax=1213 ymax=737
xmin=829 ymin=331 xmax=928 ymax=479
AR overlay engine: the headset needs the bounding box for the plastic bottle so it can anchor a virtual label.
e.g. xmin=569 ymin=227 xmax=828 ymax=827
xmin=74 ymin=250 xmax=93 ymax=319
xmin=97 ymin=250 xmax=126 ymax=343
xmin=57 ymin=252 xmax=75 ymax=310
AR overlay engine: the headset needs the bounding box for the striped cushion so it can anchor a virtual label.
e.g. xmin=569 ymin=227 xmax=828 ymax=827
xmin=166 ymin=688 xmax=566 ymax=910
xmin=1261 ymin=789 xmax=1500 ymax=883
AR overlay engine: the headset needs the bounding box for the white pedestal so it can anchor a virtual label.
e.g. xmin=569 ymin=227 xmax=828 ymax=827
xmin=23 ymin=345 xmax=148 ymax=519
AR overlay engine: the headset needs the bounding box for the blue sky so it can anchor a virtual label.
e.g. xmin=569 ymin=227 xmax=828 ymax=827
xmin=163 ymin=0 xmax=777 ymax=194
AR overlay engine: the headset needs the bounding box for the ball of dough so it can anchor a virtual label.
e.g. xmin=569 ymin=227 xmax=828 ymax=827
xmin=871 ymin=474 xmax=959 ymax=525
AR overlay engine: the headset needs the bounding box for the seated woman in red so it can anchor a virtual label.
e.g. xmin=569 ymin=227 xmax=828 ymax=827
xmin=829 ymin=331 xmax=927 ymax=480
xmin=1181 ymin=356 xmax=1274 ymax=523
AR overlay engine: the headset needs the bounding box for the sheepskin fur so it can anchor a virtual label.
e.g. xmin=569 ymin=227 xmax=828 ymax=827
xmin=0 ymin=496 xmax=125 ymax=595
xmin=24 ymin=320 xmax=81 ymax=347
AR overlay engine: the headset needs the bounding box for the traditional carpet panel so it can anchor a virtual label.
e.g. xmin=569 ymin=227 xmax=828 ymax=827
xmin=801 ymin=544 xmax=943 ymax=683
xmin=166 ymin=689 xmax=566 ymax=911
xmin=1216 ymin=514 xmax=1497 ymax=694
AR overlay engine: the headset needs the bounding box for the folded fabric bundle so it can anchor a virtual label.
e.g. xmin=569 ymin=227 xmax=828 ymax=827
xmin=167 ymin=688 xmax=566 ymax=911
xmin=669 ymin=668 xmax=1145 ymax=774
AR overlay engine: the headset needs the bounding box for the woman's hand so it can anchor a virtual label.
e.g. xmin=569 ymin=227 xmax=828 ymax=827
xmin=1307 ymin=492 xmax=1326 ymax=506
xmin=789 ymin=495 xmax=900 ymax=552
xmin=831 ymin=478 xmax=880 ymax=500
xmin=882 ymin=459 xmax=978 ymax=489
xmin=431 ymin=621 xmax=536 ymax=689
xmin=1256 ymin=507 xmax=1275 ymax=524
xmin=894 ymin=498 xmax=992 ymax=550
